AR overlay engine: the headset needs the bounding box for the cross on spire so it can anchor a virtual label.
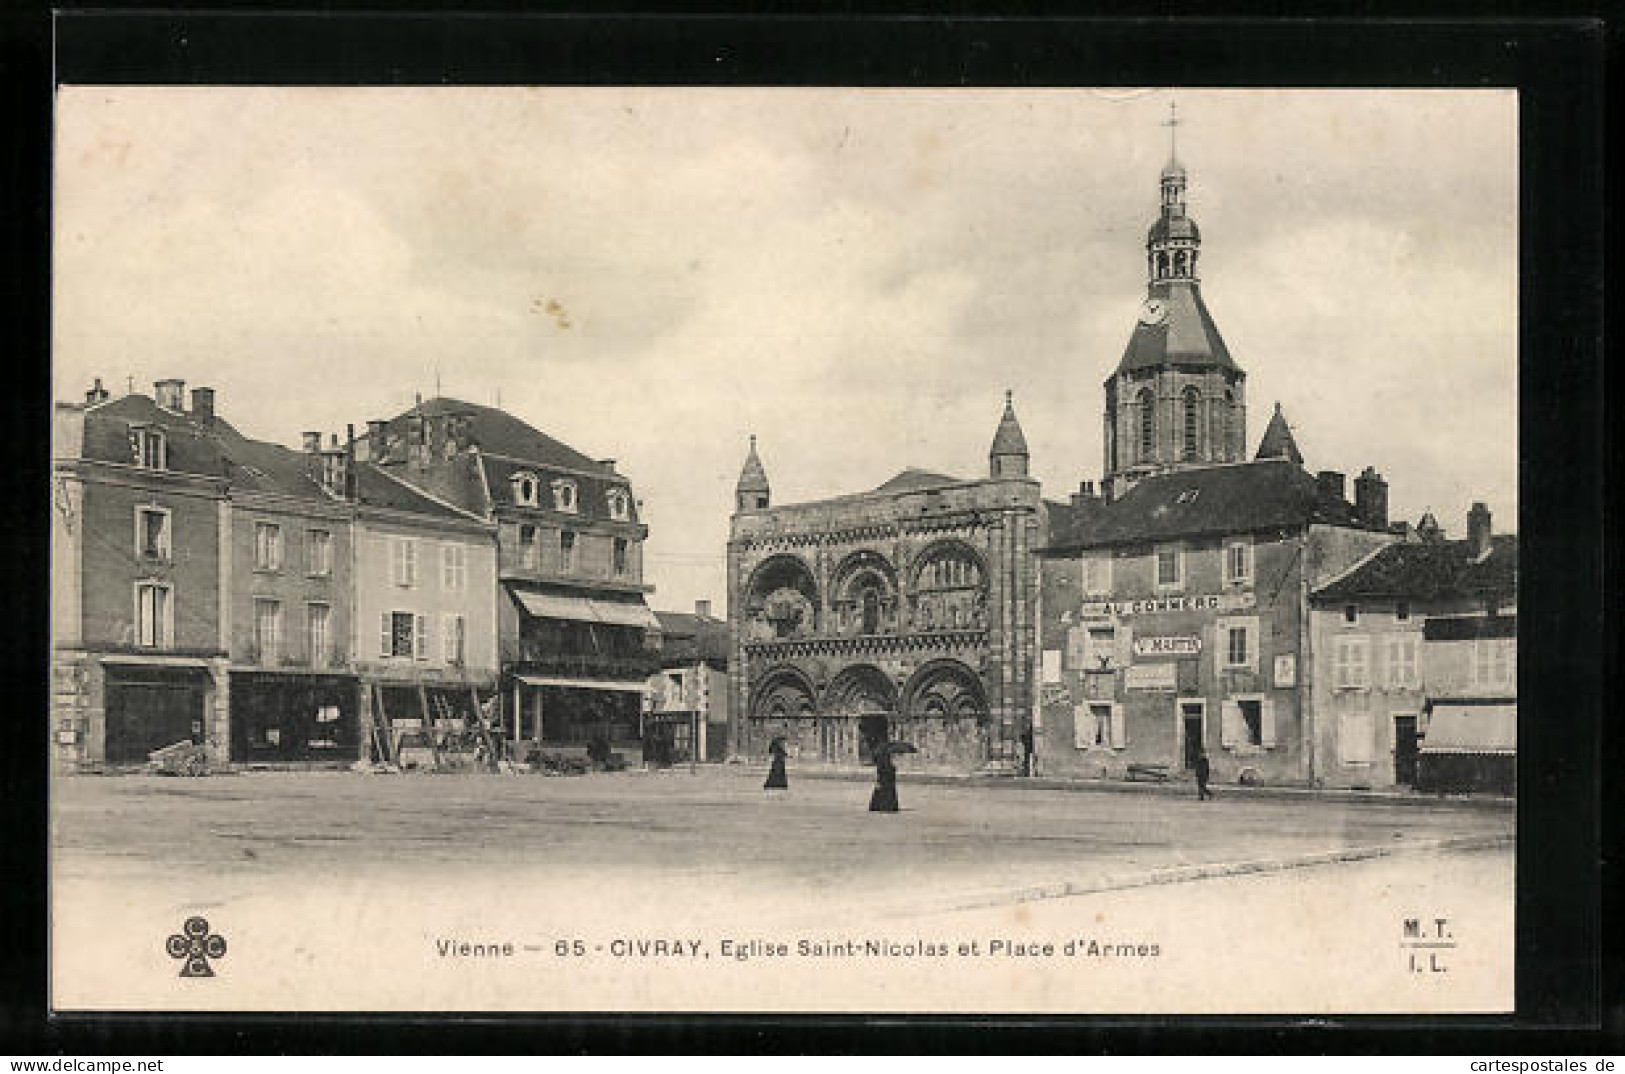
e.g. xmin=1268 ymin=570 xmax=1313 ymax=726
xmin=1162 ymin=98 xmax=1181 ymax=161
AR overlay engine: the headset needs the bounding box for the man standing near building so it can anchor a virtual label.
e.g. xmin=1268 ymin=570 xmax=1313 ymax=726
xmin=1195 ymin=749 xmax=1212 ymax=801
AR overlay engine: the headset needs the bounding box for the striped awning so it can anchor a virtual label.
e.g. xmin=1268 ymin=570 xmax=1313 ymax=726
xmin=588 ymin=599 xmax=661 ymax=630
xmin=1421 ymin=702 xmax=1517 ymax=755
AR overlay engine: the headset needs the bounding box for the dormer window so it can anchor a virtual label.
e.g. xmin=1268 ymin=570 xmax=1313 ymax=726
xmin=552 ymin=479 xmax=578 ymax=513
xmin=512 ymin=472 xmax=540 ymax=507
xmin=606 ymin=488 xmax=630 ymax=521
xmin=131 ymin=425 xmax=167 ymax=470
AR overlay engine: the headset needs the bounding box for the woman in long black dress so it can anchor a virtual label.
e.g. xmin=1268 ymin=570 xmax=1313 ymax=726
xmin=763 ymin=736 xmax=789 ymax=791
xmin=868 ymin=740 xmax=899 ymax=812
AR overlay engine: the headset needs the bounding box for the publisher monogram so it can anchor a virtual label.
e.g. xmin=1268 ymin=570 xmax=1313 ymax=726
xmin=166 ymin=915 xmax=227 ymax=978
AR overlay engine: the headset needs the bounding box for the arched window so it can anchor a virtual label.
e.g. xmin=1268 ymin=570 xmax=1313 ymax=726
xmin=1222 ymin=390 xmax=1234 ymax=459
xmin=606 ymin=488 xmax=630 ymax=521
xmin=551 ymin=479 xmax=578 ymax=513
xmin=861 ymin=588 xmax=880 ymax=635
xmin=1182 ymin=387 xmax=1201 ymax=461
xmin=511 ymin=472 xmax=539 ymax=507
xmin=1174 ymin=250 xmax=1188 ymax=277
xmin=1138 ymin=388 xmax=1156 ymax=460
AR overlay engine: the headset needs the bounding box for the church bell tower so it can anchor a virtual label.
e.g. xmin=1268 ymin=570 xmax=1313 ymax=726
xmin=1101 ymin=103 xmax=1248 ymax=501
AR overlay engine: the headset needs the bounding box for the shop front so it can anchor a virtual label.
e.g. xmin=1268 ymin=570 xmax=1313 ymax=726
xmin=103 ymin=662 xmax=215 ymax=766
xmin=1416 ymin=698 xmax=1516 ymax=796
xmin=229 ymin=672 xmax=361 ymax=765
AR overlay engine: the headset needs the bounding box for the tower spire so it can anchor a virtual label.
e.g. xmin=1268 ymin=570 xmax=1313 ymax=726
xmin=1163 ymin=98 xmax=1181 ymax=167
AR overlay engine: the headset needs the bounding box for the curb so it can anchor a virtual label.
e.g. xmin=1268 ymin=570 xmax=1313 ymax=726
xmin=891 ymin=832 xmax=1516 ymax=919
xmin=787 ymin=766 xmax=1515 ymax=812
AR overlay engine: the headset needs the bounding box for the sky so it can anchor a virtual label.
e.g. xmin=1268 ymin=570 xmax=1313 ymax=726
xmin=54 ymin=87 xmax=1517 ymax=613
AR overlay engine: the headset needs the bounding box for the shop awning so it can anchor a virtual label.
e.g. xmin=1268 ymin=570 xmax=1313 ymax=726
xmin=514 ymin=673 xmax=649 ymax=694
xmin=509 ymin=588 xmax=601 ymax=624
xmin=1421 ymin=702 xmax=1517 ymax=755
xmin=588 ymin=599 xmax=662 ymax=630
xmin=507 ymin=585 xmax=660 ymax=630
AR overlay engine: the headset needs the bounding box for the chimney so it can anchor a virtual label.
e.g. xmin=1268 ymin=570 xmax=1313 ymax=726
xmin=85 ymin=378 xmax=109 ymax=405
xmin=345 ymin=424 xmax=358 ymax=500
xmin=1467 ymin=502 xmax=1493 ymax=561
xmin=1069 ymin=479 xmax=1099 ymax=509
xmin=302 ymin=431 xmax=323 ymax=454
xmin=695 ymin=599 xmax=712 ymax=619
xmin=1388 ymin=520 xmax=1414 ymax=542
xmin=1354 ymin=466 xmax=1388 ymax=528
xmin=154 ymin=378 xmax=185 ymax=411
xmin=190 ymin=386 xmax=215 ymax=422
xmin=365 ymin=420 xmax=388 ymax=462
xmin=1315 ymin=470 xmax=1346 ymax=503
xmin=599 ymin=458 xmax=617 ymax=473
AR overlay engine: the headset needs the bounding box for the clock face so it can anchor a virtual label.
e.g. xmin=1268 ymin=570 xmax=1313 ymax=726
xmin=1139 ymin=299 xmax=1168 ymax=326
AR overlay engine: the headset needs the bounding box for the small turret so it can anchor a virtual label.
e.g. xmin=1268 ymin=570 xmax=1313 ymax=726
xmin=736 ymin=435 xmax=771 ymax=512
xmin=989 ymin=390 xmax=1030 ymax=479
xmin=1254 ymin=402 xmax=1304 ymax=467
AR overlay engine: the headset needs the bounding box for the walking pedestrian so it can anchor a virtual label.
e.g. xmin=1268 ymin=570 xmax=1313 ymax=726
xmin=1195 ymin=749 xmax=1212 ymax=801
xmin=763 ymin=736 xmax=789 ymax=792
xmin=868 ymin=739 xmax=899 ymax=813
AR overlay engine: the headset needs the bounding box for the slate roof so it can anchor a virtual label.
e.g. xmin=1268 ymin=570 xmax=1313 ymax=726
xmin=354 ymin=463 xmax=480 ymax=522
xmin=872 ymin=468 xmax=964 ymax=494
xmin=1315 ymin=535 xmax=1518 ymax=603
xmin=81 ymin=393 xmax=478 ymax=523
xmin=1115 ymin=281 xmax=1238 ymax=375
xmin=85 ymin=395 xmax=330 ymax=498
xmin=370 ymin=396 xmax=638 ymax=523
xmin=1039 ymin=459 xmax=1368 ymax=552
xmin=653 ymin=610 xmax=731 ymax=667
xmin=1255 ymin=403 xmax=1305 ymax=466
xmin=479 ymin=453 xmax=639 ymax=523
xmin=383 ymin=396 xmax=606 ymax=472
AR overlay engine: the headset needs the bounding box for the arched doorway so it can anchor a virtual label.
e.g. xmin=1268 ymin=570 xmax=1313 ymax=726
xmin=749 ymin=666 xmax=818 ymax=759
xmin=823 ymin=664 xmax=898 ymax=764
xmin=901 ymin=659 xmax=990 ymax=769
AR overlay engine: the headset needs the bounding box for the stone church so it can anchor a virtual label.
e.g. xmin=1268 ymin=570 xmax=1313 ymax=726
xmin=726 ymin=398 xmax=1045 ymax=773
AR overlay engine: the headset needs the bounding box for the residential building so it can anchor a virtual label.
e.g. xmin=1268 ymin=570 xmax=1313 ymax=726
xmin=51 ymin=379 xmax=231 ymax=771
xmin=222 ymin=428 xmax=360 ymax=765
xmin=348 ymin=461 xmax=500 ymax=759
xmin=355 ymin=397 xmax=657 ymax=759
xmin=1310 ymin=503 xmax=1516 ymax=793
xmin=645 ymin=600 xmax=731 ymax=764
xmin=1034 ymin=142 xmax=1398 ymax=787
xmin=727 ymin=397 xmax=1044 ymax=773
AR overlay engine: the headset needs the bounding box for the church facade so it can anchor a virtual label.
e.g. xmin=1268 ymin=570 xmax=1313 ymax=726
xmin=726 ymin=399 xmax=1044 ymax=773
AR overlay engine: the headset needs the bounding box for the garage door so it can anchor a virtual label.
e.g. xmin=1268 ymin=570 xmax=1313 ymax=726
xmin=105 ymin=676 xmax=204 ymax=765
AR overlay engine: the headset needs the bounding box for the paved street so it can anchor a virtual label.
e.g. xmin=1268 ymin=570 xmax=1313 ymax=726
xmin=51 ymin=767 xmax=1513 ymax=1012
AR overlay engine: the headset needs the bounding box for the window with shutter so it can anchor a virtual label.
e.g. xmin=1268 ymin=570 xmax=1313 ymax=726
xmin=1338 ymin=707 xmax=1374 ymax=764
xmin=414 ymin=614 xmax=427 ymax=659
xmin=1260 ymin=698 xmax=1276 ymax=748
xmin=1220 ymin=700 xmax=1240 ymax=749
xmin=1109 ymin=702 xmax=1127 ymax=749
xmin=1072 ymin=703 xmax=1090 ymax=750
xmin=380 ymin=612 xmax=392 ymax=656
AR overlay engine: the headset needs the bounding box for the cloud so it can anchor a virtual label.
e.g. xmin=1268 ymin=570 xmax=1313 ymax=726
xmin=53 ymin=87 xmax=1518 ymax=610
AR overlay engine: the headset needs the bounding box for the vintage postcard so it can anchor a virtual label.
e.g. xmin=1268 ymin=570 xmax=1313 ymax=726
xmin=50 ymin=86 xmax=1517 ymax=1013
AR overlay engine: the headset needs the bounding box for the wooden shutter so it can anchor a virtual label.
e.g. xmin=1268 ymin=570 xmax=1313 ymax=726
xmin=380 ymin=612 xmax=391 ymax=657
xmin=1220 ymin=700 xmax=1240 ymax=749
xmin=1260 ymin=698 xmax=1276 ymax=748
xmin=404 ymin=540 xmax=417 ymax=587
xmin=1110 ymin=702 xmax=1127 ymax=749
xmin=1072 ymin=703 xmax=1089 ymax=750
xmin=414 ymin=614 xmax=428 ymax=659
xmin=1115 ymin=623 xmax=1134 ymax=669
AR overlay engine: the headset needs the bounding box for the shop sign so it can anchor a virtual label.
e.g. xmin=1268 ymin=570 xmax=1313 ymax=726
xmin=1133 ymin=635 xmax=1202 ymax=658
xmin=1081 ymin=591 xmax=1255 ymax=618
xmin=1273 ymin=653 xmax=1297 ymax=688
xmin=1125 ymin=663 xmax=1177 ymax=691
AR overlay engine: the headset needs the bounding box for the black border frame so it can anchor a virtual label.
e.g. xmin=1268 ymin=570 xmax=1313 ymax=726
xmin=3 ymin=6 xmax=1614 ymax=1055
